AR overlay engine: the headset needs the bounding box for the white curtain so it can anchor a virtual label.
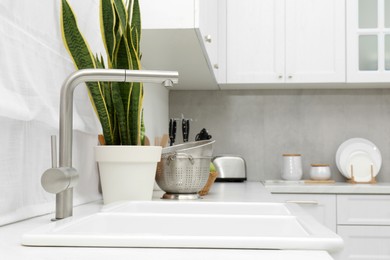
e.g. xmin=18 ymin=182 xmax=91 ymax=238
xmin=0 ymin=0 xmax=105 ymax=226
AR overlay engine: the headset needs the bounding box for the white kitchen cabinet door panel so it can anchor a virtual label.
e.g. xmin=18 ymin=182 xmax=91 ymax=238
xmin=347 ymin=0 xmax=390 ymax=82
xmin=141 ymin=0 xmax=196 ymax=29
xmin=337 ymin=195 xmax=390 ymax=225
xmin=336 ymin=225 xmax=390 ymax=260
xmin=198 ymin=0 xmax=219 ymax=82
xmin=272 ymin=194 xmax=337 ymax=232
xmin=226 ymin=0 xmax=284 ymax=83
xmin=285 ymin=0 xmax=346 ymax=83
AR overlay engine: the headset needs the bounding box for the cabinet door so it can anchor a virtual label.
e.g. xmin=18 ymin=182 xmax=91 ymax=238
xmin=337 ymin=195 xmax=390 ymax=225
xmin=198 ymin=0 xmax=219 ymax=82
xmin=272 ymin=194 xmax=337 ymax=232
xmin=226 ymin=0 xmax=284 ymax=83
xmin=140 ymin=0 xmax=196 ymax=29
xmin=336 ymin=225 xmax=390 ymax=260
xmin=347 ymin=0 xmax=390 ymax=82
xmin=285 ymin=0 xmax=346 ymax=83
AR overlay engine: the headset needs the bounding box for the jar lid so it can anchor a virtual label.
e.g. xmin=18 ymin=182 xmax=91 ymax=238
xmin=311 ymin=164 xmax=330 ymax=167
xmin=282 ymin=154 xmax=301 ymax=156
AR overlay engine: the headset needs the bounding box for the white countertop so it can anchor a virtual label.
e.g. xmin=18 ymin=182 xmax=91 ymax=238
xmin=263 ymin=180 xmax=390 ymax=194
xmin=0 ymin=182 xmax=334 ymax=260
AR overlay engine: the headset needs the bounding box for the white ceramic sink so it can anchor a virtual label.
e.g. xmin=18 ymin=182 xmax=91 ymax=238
xmin=22 ymin=201 xmax=343 ymax=252
xmin=103 ymin=201 xmax=292 ymax=215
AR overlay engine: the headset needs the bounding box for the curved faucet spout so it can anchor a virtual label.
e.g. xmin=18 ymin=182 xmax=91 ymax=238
xmin=46 ymin=69 xmax=178 ymax=220
xmin=59 ymin=69 xmax=179 ymax=168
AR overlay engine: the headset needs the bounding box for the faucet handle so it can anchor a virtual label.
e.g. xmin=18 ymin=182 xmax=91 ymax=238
xmin=41 ymin=167 xmax=78 ymax=194
xmin=41 ymin=135 xmax=78 ymax=194
xmin=51 ymin=135 xmax=57 ymax=168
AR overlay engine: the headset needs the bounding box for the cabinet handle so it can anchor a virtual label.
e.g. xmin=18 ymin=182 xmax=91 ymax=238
xmin=278 ymin=75 xmax=283 ymax=79
xmin=213 ymin=64 xmax=219 ymax=69
xmin=205 ymin=35 xmax=212 ymax=43
xmin=285 ymin=200 xmax=319 ymax=205
xmin=288 ymin=75 xmax=293 ymax=79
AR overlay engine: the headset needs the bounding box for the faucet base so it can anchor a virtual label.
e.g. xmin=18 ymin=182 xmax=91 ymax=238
xmin=55 ymin=188 xmax=73 ymax=219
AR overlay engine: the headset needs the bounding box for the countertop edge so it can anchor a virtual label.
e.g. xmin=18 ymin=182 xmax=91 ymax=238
xmin=263 ymin=181 xmax=390 ymax=194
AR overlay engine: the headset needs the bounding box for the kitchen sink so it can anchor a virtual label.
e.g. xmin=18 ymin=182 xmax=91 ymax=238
xmin=102 ymin=201 xmax=292 ymax=215
xmin=22 ymin=201 xmax=343 ymax=252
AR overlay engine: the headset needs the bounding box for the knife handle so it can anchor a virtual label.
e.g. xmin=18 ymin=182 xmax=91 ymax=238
xmin=186 ymin=119 xmax=190 ymax=141
xmin=169 ymin=119 xmax=177 ymax=146
xmin=182 ymin=119 xmax=189 ymax=142
xmin=172 ymin=120 xmax=177 ymax=140
xmin=169 ymin=119 xmax=173 ymax=136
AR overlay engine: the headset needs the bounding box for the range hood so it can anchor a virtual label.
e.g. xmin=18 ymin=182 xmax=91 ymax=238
xmin=141 ymin=29 xmax=218 ymax=90
xmin=139 ymin=0 xmax=219 ymax=90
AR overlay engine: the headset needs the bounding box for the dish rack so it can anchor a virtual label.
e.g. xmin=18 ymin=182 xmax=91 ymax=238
xmin=336 ymin=138 xmax=381 ymax=184
xmin=347 ymin=164 xmax=377 ymax=184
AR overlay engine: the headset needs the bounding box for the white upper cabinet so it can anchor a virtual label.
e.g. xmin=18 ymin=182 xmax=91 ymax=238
xmin=139 ymin=0 xmax=219 ymax=90
xmin=285 ymin=0 xmax=345 ymax=83
xmin=198 ymin=0 xmax=220 ymax=82
xmin=224 ymin=0 xmax=346 ymax=85
xmin=347 ymin=0 xmax=390 ymax=82
xmin=226 ymin=0 xmax=284 ymax=84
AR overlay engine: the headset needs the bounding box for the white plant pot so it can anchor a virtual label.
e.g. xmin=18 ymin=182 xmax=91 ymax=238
xmin=95 ymin=145 xmax=162 ymax=204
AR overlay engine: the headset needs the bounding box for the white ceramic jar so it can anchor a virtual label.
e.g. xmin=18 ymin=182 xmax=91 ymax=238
xmin=281 ymin=154 xmax=303 ymax=180
xmin=310 ymin=164 xmax=331 ymax=180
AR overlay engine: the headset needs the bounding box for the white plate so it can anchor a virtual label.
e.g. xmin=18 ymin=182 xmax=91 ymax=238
xmin=344 ymin=151 xmax=377 ymax=182
xmin=335 ymin=138 xmax=381 ymax=179
xmin=339 ymin=144 xmax=378 ymax=177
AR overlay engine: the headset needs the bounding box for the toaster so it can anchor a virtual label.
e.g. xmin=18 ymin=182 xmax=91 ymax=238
xmin=212 ymin=155 xmax=247 ymax=182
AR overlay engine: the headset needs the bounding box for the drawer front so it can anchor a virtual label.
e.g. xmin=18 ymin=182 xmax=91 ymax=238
xmin=337 ymin=195 xmax=390 ymax=225
xmin=336 ymin=225 xmax=390 ymax=260
xmin=272 ymin=194 xmax=337 ymax=232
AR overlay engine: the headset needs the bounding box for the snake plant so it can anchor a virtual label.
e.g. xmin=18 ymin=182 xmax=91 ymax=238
xmin=61 ymin=0 xmax=144 ymax=145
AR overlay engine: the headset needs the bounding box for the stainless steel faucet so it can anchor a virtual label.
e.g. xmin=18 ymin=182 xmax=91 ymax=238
xmin=41 ymin=69 xmax=179 ymax=220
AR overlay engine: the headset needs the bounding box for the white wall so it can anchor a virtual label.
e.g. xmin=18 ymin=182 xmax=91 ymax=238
xmin=143 ymin=84 xmax=169 ymax=145
xmin=170 ymin=89 xmax=390 ymax=182
xmin=0 ymin=0 xmax=168 ymax=226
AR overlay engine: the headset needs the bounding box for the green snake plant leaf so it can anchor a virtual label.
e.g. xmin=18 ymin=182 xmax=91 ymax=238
xmin=61 ymin=0 xmax=115 ymax=145
xmin=94 ymin=54 xmax=119 ymax=145
xmin=125 ymin=24 xmax=143 ymax=145
xmin=113 ymin=0 xmax=127 ymax=33
xmin=140 ymin=109 xmax=145 ymax=145
xmin=62 ymin=0 xmax=144 ymax=146
xmin=61 ymin=0 xmax=96 ymax=70
xmin=111 ymin=80 xmax=129 ymax=145
xmin=100 ymin=0 xmax=116 ymax=67
xmin=94 ymin=54 xmax=106 ymax=98
xmin=125 ymin=0 xmax=143 ymax=145
xmin=130 ymin=0 xmax=141 ymax=57
xmin=129 ymin=82 xmax=143 ymax=145
xmin=111 ymin=35 xmax=132 ymax=145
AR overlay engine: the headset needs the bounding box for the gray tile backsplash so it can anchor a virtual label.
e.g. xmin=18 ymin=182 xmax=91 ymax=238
xmin=169 ymin=89 xmax=390 ymax=182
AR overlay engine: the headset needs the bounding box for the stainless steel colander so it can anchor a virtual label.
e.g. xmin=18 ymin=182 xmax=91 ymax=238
xmin=162 ymin=140 xmax=215 ymax=157
xmin=156 ymin=140 xmax=215 ymax=199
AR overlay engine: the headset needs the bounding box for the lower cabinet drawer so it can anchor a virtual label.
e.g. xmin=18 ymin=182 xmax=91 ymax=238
xmin=337 ymin=195 xmax=390 ymax=225
xmin=336 ymin=225 xmax=390 ymax=260
xmin=272 ymin=194 xmax=337 ymax=232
